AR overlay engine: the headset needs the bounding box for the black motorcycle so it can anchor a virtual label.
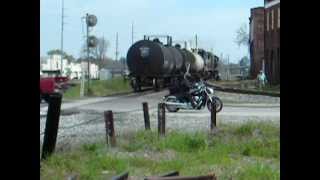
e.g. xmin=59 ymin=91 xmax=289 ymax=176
xmin=163 ymin=80 xmax=223 ymax=113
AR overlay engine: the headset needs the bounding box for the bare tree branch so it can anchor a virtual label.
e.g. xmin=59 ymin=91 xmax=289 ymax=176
xmin=235 ymin=23 xmax=249 ymax=48
xmin=96 ymin=37 xmax=110 ymax=70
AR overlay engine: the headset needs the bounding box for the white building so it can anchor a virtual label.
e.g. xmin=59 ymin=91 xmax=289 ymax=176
xmin=67 ymin=62 xmax=82 ymax=79
xmin=41 ymin=54 xmax=68 ymax=73
xmin=99 ymin=68 xmax=112 ymax=80
xmin=41 ymin=54 xmax=99 ymax=79
xmin=80 ymin=62 xmax=99 ymax=79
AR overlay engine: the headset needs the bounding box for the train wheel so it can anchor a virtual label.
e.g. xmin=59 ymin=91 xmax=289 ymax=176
xmin=131 ymin=79 xmax=141 ymax=92
xmin=134 ymin=83 xmax=141 ymax=92
xmin=153 ymin=78 xmax=159 ymax=91
xmin=133 ymin=84 xmax=138 ymax=92
xmin=158 ymin=79 xmax=164 ymax=89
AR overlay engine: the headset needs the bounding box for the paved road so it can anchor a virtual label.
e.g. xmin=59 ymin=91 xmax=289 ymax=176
xmin=40 ymin=90 xmax=280 ymax=119
xmin=40 ymin=90 xmax=156 ymax=114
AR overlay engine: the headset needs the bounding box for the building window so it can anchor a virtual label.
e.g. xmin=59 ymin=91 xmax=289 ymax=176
xmin=266 ymin=12 xmax=269 ymax=31
xmin=271 ymin=9 xmax=274 ymax=30
xmin=278 ymin=8 xmax=280 ymax=28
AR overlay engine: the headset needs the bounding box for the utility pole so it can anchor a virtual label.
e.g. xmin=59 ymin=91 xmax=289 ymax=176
xmin=195 ymin=34 xmax=198 ymax=50
xmin=227 ymin=55 xmax=230 ymax=81
xmin=115 ymin=32 xmax=119 ymax=61
xmin=80 ymin=17 xmax=86 ymax=98
xmin=131 ymin=21 xmax=134 ymax=45
xmin=221 ymin=53 xmax=225 ymax=80
xmin=84 ymin=13 xmax=97 ymax=95
xmin=60 ymin=0 xmax=65 ymax=75
xmin=86 ymin=13 xmax=90 ymax=92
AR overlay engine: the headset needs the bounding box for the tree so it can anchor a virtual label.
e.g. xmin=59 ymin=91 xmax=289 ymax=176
xmin=65 ymin=67 xmax=72 ymax=77
xmin=47 ymin=49 xmax=64 ymax=56
xmin=239 ymin=56 xmax=250 ymax=77
xmin=94 ymin=37 xmax=110 ymax=70
xmin=64 ymin=54 xmax=76 ymax=63
xmin=79 ymin=37 xmax=110 ymax=70
xmin=235 ymin=23 xmax=249 ymax=48
xmin=119 ymin=57 xmax=127 ymax=71
xmin=47 ymin=49 xmax=75 ymax=63
xmin=239 ymin=56 xmax=250 ymax=67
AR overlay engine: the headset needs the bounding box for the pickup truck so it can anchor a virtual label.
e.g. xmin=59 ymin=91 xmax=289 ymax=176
xmin=40 ymin=75 xmax=70 ymax=103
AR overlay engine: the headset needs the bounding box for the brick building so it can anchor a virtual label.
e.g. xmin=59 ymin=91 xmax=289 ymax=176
xmin=249 ymin=7 xmax=265 ymax=78
xmin=249 ymin=0 xmax=280 ymax=85
xmin=264 ymin=0 xmax=280 ymax=84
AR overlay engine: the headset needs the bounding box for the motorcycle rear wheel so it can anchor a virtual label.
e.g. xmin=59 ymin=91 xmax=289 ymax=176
xmin=165 ymin=97 xmax=180 ymax=112
xmin=207 ymin=96 xmax=223 ymax=113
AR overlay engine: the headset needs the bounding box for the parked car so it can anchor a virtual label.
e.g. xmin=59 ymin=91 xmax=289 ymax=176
xmin=40 ymin=77 xmax=61 ymax=103
xmin=40 ymin=70 xmax=70 ymax=103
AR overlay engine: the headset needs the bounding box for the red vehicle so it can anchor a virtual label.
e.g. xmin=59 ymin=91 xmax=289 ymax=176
xmin=40 ymin=70 xmax=70 ymax=103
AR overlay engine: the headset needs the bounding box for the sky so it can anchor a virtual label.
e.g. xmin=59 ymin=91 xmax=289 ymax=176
xmin=40 ymin=0 xmax=263 ymax=63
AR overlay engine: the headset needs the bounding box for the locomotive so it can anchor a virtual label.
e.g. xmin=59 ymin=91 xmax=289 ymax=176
xmin=126 ymin=35 xmax=220 ymax=92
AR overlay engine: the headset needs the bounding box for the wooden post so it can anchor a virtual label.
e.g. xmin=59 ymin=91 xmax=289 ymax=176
xmin=143 ymin=102 xmax=151 ymax=130
xmin=144 ymin=171 xmax=179 ymax=180
xmin=158 ymin=103 xmax=165 ymax=136
xmin=104 ymin=111 xmax=109 ymax=145
xmin=161 ymin=171 xmax=179 ymax=177
xmin=112 ymin=171 xmax=129 ymax=180
xmin=41 ymin=93 xmax=62 ymax=160
xmin=104 ymin=110 xmax=116 ymax=147
xmin=145 ymin=175 xmax=216 ymax=180
xmin=210 ymin=102 xmax=217 ymax=132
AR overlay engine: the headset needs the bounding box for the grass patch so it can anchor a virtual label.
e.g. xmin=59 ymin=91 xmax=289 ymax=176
xmin=63 ymin=77 xmax=131 ymax=99
xmin=41 ymin=121 xmax=279 ymax=179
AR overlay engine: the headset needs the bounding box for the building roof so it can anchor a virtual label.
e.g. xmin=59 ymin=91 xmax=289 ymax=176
xmin=265 ymin=0 xmax=280 ymax=8
xmin=250 ymin=7 xmax=264 ymax=11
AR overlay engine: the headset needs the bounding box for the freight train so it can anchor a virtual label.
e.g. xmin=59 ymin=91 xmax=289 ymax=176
xmin=126 ymin=35 xmax=220 ymax=92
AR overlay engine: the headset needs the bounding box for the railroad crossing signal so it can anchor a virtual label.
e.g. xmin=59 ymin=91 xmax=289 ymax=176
xmin=85 ymin=13 xmax=98 ymax=95
xmin=88 ymin=36 xmax=98 ymax=47
xmin=86 ymin=14 xmax=97 ymax=27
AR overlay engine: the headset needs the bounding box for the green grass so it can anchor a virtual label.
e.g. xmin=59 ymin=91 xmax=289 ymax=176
xmin=40 ymin=121 xmax=280 ymax=179
xmin=63 ymin=77 xmax=131 ymax=99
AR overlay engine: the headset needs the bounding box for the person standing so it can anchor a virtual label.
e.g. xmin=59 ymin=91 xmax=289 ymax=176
xmin=257 ymin=70 xmax=267 ymax=89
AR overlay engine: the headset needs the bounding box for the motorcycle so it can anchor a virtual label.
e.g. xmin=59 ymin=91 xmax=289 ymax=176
xmin=163 ymin=80 xmax=223 ymax=113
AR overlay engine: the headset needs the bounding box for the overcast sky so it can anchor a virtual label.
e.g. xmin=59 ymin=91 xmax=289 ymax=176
xmin=40 ymin=0 xmax=263 ymax=63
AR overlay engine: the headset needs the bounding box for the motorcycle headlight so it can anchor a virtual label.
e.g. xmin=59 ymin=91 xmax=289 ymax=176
xmin=206 ymin=87 xmax=214 ymax=94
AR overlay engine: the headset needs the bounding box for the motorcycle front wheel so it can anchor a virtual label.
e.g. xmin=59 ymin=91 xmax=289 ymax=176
xmin=207 ymin=96 xmax=223 ymax=113
xmin=165 ymin=97 xmax=180 ymax=112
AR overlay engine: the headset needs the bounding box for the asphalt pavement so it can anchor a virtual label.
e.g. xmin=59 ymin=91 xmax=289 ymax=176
xmin=40 ymin=90 xmax=280 ymax=118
